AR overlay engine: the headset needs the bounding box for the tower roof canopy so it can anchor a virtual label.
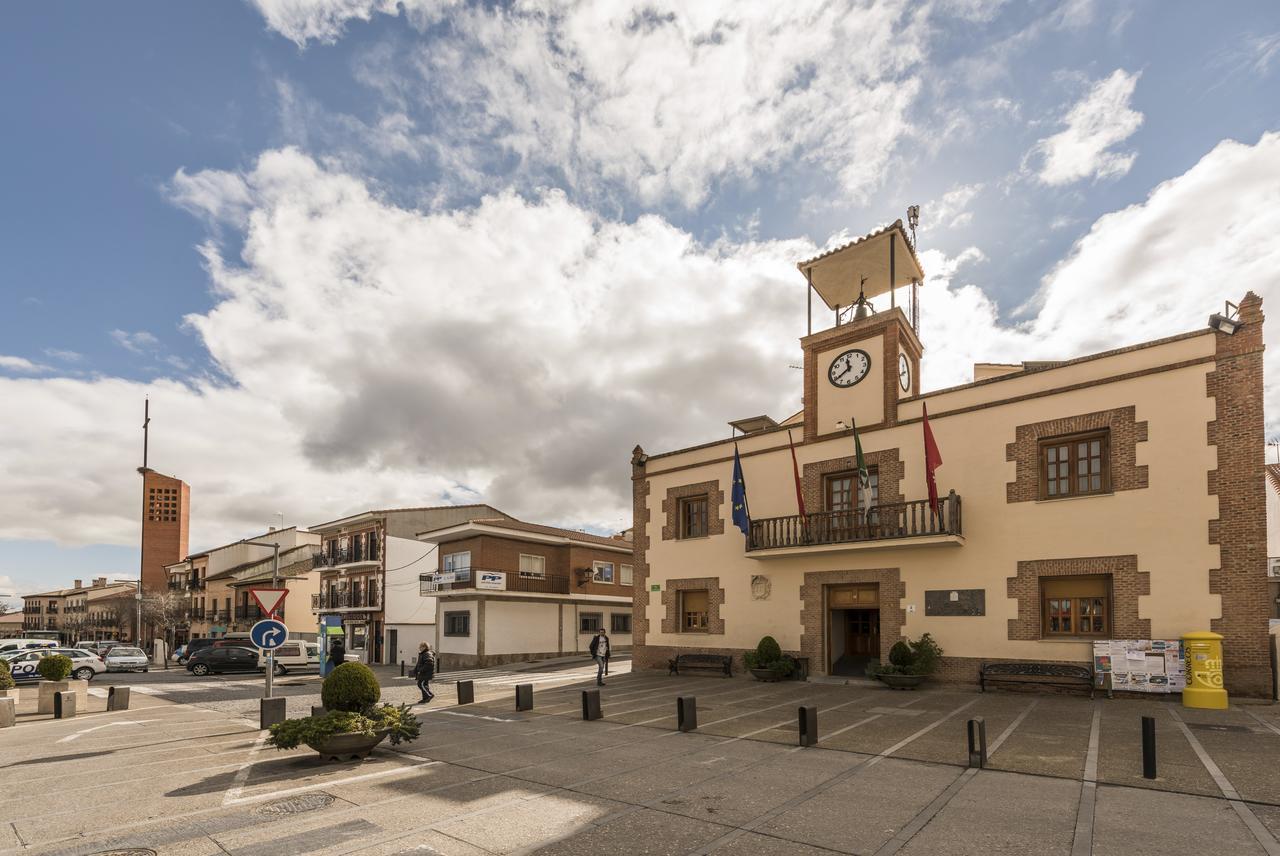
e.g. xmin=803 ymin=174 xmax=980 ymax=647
xmin=798 ymin=220 xmax=924 ymax=311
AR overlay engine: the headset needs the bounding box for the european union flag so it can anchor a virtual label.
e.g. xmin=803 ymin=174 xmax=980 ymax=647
xmin=731 ymin=443 xmax=751 ymax=537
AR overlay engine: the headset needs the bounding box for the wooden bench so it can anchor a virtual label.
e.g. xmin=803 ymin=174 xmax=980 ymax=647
xmin=668 ymin=653 xmax=733 ymax=677
xmin=980 ymin=662 xmax=1094 ymax=698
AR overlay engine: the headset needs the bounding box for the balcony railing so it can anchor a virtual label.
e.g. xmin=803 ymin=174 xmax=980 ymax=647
xmin=315 ymin=545 xmax=380 ymax=567
xmin=418 ymin=568 xmax=571 ymax=595
xmin=235 ymin=605 xmax=263 ymax=622
xmin=187 ymin=577 xmax=205 ymax=591
xmin=748 ymin=493 xmax=962 ymax=552
xmin=168 ymin=580 xmax=183 ymax=590
xmin=310 ymin=588 xmax=382 ymax=611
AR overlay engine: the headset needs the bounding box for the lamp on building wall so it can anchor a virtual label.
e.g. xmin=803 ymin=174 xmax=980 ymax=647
xmin=1209 ymin=300 xmax=1241 ymax=335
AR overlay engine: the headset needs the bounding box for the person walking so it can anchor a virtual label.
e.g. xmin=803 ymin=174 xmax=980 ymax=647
xmin=589 ymin=628 xmax=610 ymax=686
xmin=413 ymin=641 xmax=436 ymax=704
xmin=328 ymin=636 xmax=346 ymax=674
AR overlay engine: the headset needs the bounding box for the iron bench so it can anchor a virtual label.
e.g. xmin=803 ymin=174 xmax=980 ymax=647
xmin=979 ymin=661 xmax=1094 ymax=698
xmin=669 ymin=653 xmax=733 ymax=677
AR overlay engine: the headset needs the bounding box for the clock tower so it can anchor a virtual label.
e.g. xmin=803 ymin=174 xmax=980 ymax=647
xmin=798 ymin=219 xmax=924 ymax=441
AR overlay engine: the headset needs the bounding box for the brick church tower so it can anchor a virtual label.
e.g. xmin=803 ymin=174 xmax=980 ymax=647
xmin=139 ymin=468 xmax=189 ymax=594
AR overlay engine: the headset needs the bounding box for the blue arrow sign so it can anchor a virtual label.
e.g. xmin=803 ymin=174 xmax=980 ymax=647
xmin=250 ymin=618 xmax=289 ymax=651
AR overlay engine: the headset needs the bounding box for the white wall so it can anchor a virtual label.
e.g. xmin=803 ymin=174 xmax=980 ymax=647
xmin=485 ymin=601 xmax=560 ymax=655
xmin=385 ymin=536 xmax=437 ymax=625
xmin=387 ymin=623 xmax=434 ymax=665
xmin=436 ymin=600 xmax=478 ymax=656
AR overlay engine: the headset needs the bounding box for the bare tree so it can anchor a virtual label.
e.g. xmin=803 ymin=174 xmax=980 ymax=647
xmin=142 ymin=590 xmax=186 ymax=670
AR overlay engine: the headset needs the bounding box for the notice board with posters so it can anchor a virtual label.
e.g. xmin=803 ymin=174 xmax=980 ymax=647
xmin=1092 ymin=639 xmax=1185 ymax=694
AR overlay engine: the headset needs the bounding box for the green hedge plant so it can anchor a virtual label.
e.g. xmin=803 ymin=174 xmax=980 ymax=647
xmin=321 ymin=662 xmax=380 ymax=712
xmin=37 ymin=654 xmax=73 ymax=682
xmin=268 ymin=704 xmax=420 ymax=751
xmin=743 ymin=635 xmax=795 ymax=677
xmin=0 ymin=660 xmax=15 ymax=691
xmin=867 ymin=633 xmax=944 ymax=678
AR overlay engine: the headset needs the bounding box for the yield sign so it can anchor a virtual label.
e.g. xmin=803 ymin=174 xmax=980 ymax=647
xmin=250 ymin=588 xmax=288 ymax=617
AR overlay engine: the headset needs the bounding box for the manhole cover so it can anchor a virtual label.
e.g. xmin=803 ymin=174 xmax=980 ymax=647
xmin=1189 ymin=723 xmax=1250 ymax=733
xmin=89 ymin=850 xmax=157 ymax=856
xmin=252 ymin=792 xmax=336 ymax=816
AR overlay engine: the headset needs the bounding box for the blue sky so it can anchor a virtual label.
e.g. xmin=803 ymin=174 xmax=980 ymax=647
xmin=2 ymin=0 xmax=1279 ymax=604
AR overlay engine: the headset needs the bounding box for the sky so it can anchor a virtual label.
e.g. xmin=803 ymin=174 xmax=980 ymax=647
xmin=2 ymin=0 xmax=1279 ymax=606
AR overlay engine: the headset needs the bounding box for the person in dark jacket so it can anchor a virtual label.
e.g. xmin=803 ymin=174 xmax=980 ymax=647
xmin=328 ymin=637 xmax=346 ymax=673
xmin=589 ymin=630 xmax=610 ymax=686
xmin=413 ymin=642 xmax=436 ymax=703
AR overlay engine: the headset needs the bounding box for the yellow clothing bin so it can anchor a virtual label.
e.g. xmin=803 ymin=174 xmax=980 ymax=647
xmin=1182 ymin=631 xmax=1228 ymax=710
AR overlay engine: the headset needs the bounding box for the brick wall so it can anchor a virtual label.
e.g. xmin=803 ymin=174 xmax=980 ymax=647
xmin=660 ymin=479 xmax=724 ymax=541
xmin=801 ymin=447 xmax=904 ymax=512
xmin=800 ymin=568 xmax=904 ymax=671
xmin=1005 ymin=555 xmax=1149 ymax=641
xmin=659 ymin=577 xmax=725 ymax=635
xmin=1005 ymin=407 xmax=1149 ymax=503
xmin=631 ymin=448 xmax=656 ymax=668
xmin=141 ymin=471 xmax=189 ymax=595
xmin=1206 ymin=292 xmax=1271 ymax=695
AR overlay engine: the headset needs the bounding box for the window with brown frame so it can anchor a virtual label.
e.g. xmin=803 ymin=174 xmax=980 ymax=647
xmin=680 ymin=589 xmax=709 ymax=632
xmin=824 ymin=469 xmax=879 ymax=512
xmin=1039 ymin=431 xmax=1109 ymax=499
xmin=1040 ymin=575 xmax=1110 ymax=638
xmin=678 ymin=496 xmax=709 ymax=539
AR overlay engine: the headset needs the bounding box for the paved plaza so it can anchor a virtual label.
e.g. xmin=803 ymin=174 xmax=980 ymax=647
xmin=3 ymin=661 xmax=1280 ymax=855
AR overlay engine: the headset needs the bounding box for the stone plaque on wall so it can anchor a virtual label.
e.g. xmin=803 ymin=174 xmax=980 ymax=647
xmin=751 ymin=575 xmax=771 ymax=600
xmin=924 ymin=589 xmax=985 ymax=617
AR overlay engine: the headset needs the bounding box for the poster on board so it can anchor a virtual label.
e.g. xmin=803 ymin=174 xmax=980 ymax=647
xmin=1093 ymin=639 xmax=1184 ymax=693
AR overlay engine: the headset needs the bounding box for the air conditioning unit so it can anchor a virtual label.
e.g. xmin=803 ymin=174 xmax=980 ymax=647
xmin=1268 ymin=558 xmax=1280 ymax=578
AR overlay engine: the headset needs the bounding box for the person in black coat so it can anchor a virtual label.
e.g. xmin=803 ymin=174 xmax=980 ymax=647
xmin=413 ymin=642 xmax=436 ymax=703
xmin=328 ymin=637 xmax=346 ymax=673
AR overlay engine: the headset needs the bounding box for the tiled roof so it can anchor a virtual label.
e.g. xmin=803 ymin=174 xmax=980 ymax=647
xmin=454 ymin=518 xmax=631 ymax=549
xmin=795 ymin=219 xmax=923 ymax=273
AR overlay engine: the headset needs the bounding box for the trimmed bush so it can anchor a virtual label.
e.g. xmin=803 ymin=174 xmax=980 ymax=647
xmin=743 ymin=635 xmax=795 ymax=677
xmin=888 ymin=640 xmax=914 ymax=668
xmin=37 ymin=654 xmax=73 ymax=682
xmin=321 ymin=662 xmax=380 ymax=712
xmin=268 ymin=703 xmax=420 ymax=751
xmin=905 ymin=633 xmax=943 ymax=676
xmin=0 ymin=659 xmax=14 ymax=691
xmin=756 ymin=636 xmax=782 ymax=663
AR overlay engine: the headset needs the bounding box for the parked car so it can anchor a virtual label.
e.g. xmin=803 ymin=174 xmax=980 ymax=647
xmin=0 ymin=639 xmax=58 ymax=656
xmin=185 ymin=646 xmax=262 ymax=676
xmin=6 ymin=647 xmax=106 ymax=682
xmin=74 ymin=639 xmax=121 ymax=653
xmin=103 ymin=646 xmax=149 ymax=673
xmin=263 ymin=641 xmax=321 ymax=675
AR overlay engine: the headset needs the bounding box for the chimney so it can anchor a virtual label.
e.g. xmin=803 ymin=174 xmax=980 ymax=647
xmin=95 ymin=577 xmax=107 ymax=587
xmin=73 ymin=579 xmax=83 ymax=589
xmin=268 ymin=526 xmax=277 ymax=532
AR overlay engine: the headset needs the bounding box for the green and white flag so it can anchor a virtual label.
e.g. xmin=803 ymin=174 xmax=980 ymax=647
xmin=853 ymin=417 xmax=873 ymax=517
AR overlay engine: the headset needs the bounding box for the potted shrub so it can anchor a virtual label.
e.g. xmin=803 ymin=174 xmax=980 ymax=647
xmin=0 ymin=659 xmax=17 ymax=700
xmin=744 ymin=636 xmax=795 ymax=682
xmin=866 ymin=633 xmax=943 ymax=689
xmin=36 ymin=653 xmax=79 ymax=714
xmin=268 ymin=662 xmax=420 ymax=761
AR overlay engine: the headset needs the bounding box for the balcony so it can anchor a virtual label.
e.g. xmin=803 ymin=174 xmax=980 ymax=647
xmin=235 ymin=605 xmax=263 ymax=622
xmin=315 ymin=545 xmax=380 ymax=568
xmin=168 ymin=580 xmax=183 ymax=591
xmin=311 ymin=588 xmax=382 ymax=612
xmin=748 ymin=494 xmax=963 ymax=556
xmin=418 ymin=568 xmax=571 ymax=596
xmin=187 ymin=577 xmax=205 ymax=591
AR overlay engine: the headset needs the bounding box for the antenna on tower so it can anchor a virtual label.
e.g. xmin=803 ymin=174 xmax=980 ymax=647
xmin=906 ymin=205 xmax=920 ymax=249
xmin=138 ymin=397 xmax=151 ymax=474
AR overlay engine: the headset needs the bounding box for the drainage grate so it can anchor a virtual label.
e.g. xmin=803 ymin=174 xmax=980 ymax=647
xmin=89 ymin=850 xmax=157 ymax=856
xmin=253 ymin=792 xmax=336 ymax=816
xmin=1188 ymin=722 xmax=1251 ymax=734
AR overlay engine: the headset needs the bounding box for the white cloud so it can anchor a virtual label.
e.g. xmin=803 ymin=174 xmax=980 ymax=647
xmin=110 ymin=330 xmax=161 ymax=354
xmin=7 ymin=132 xmax=1280 ymax=551
xmin=0 ymin=355 xmax=50 ymax=374
xmin=1028 ymin=69 xmax=1143 ymax=186
xmin=43 ymin=348 xmax=82 ymax=363
xmin=924 ymin=183 xmax=983 ymax=231
xmin=259 ymin=1 xmax=932 ymax=209
xmin=247 ymin=0 xmax=459 ymax=47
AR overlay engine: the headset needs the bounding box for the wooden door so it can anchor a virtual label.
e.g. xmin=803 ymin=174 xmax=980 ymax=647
xmin=846 ymin=609 xmax=880 ymax=658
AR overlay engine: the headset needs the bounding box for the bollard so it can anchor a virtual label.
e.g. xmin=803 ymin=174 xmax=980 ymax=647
xmin=967 ymin=717 xmax=987 ymax=769
xmin=106 ymin=686 xmax=131 ymax=712
xmin=515 ymin=683 xmax=533 ymax=712
xmin=798 ymin=705 xmax=818 ymax=747
xmin=581 ymin=689 xmax=602 ymax=721
xmin=1142 ymin=716 xmax=1157 ymax=779
xmin=677 ymin=696 xmax=697 ymax=732
xmin=457 ymin=680 xmax=474 ymax=705
xmin=0 ymin=697 xmax=14 ymax=728
xmin=400 ymin=660 xmax=406 ymax=678
xmin=311 ymin=705 xmax=327 ymax=718
xmin=54 ymin=690 xmax=77 ymax=719
xmin=260 ymin=697 xmax=286 ymax=730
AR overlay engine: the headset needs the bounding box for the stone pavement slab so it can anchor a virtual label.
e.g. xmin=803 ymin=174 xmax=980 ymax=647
xmin=1092 ymin=783 xmax=1266 ymax=855
xmin=529 ymin=806 xmax=728 ymax=855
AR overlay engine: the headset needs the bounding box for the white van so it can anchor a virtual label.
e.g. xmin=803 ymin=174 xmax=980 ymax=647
xmin=263 ymin=641 xmax=320 ymax=675
xmin=0 ymin=639 xmax=58 ymax=656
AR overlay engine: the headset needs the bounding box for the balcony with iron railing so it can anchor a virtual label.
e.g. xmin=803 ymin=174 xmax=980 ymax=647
xmin=310 ymin=587 xmax=383 ymax=612
xmin=747 ymin=493 xmax=964 ymax=556
xmin=234 ymin=604 xmax=263 ymax=622
xmin=417 ymin=567 xmax=571 ymax=596
xmin=187 ymin=576 xmax=205 ymax=591
xmin=315 ymin=543 xmax=380 ymax=568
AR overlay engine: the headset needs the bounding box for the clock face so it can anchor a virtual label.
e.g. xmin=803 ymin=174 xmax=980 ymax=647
xmin=828 ymin=349 xmax=871 ymax=388
xmin=898 ymin=353 xmax=911 ymax=391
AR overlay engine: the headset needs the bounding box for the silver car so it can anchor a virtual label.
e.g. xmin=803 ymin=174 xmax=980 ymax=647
xmin=104 ymin=646 xmax=149 ymax=673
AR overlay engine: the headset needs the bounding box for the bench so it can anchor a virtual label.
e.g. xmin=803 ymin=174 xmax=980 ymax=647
xmin=980 ymin=662 xmax=1094 ymax=698
xmin=669 ymin=653 xmax=733 ymax=677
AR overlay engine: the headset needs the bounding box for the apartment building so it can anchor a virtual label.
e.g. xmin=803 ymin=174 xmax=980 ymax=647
xmin=22 ymin=578 xmax=138 ymax=642
xmin=417 ymin=518 xmax=634 ymax=669
xmin=310 ymin=505 xmax=509 ymax=664
xmin=226 ymin=544 xmax=320 ymax=638
xmin=631 ymin=218 xmax=1272 ymax=696
xmin=166 ymin=526 xmax=320 ymax=642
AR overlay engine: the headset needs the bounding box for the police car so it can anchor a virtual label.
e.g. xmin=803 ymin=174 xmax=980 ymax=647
xmin=4 ymin=647 xmax=106 ymax=682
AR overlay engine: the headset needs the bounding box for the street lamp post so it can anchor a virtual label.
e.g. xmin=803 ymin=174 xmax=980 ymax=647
xmin=240 ymin=540 xmax=281 ymax=699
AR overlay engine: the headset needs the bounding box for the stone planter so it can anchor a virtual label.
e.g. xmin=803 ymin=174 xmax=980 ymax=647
xmin=749 ymin=667 xmax=785 ymax=683
xmin=37 ymin=680 xmax=88 ymax=714
xmin=311 ymin=730 xmax=388 ymax=762
xmin=877 ymin=673 xmax=926 ymax=690
xmin=0 ymin=688 xmax=19 ymax=702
